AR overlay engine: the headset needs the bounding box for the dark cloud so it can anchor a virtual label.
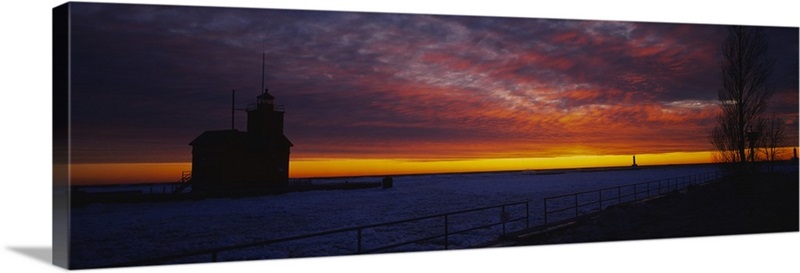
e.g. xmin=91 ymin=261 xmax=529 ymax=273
xmin=67 ymin=3 xmax=798 ymax=163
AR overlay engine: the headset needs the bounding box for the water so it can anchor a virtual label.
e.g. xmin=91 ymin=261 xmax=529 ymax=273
xmin=69 ymin=164 xmax=724 ymax=268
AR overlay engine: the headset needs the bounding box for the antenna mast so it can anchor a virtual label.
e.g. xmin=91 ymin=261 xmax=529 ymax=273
xmin=261 ymin=52 xmax=266 ymax=94
xmin=231 ymin=89 xmax=235 ymax=130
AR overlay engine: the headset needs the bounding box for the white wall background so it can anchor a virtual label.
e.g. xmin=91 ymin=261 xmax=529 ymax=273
xmin=1 ymin=1 xmax=798 ymax=272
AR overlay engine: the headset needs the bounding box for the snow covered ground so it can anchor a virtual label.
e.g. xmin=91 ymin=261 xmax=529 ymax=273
xmin=70 ymin=164 xmax=724 ymax=268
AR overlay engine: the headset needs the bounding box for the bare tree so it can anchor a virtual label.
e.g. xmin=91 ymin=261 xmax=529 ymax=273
xmin=709 ymin=111 xmax=743 ymax=164
xmin=747 ymin=117 xmax=766 ymax=163
xmin=710 ymin=26 xmax=774 ymax=172
xmin=759 ymin=114 xmax=786 ymax=162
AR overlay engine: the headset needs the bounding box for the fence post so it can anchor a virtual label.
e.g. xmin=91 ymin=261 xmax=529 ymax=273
xmin=502 ymin=206 xmax=507 ymax=234
xmin=526 ymin=202 xmax=530 ymax=228
xmin=598 ymin=190 xmax=602 ymax=209
xmin=658 ymin=181 xmax=662 ymax=195
xmin=574 ymin=195 xmax=579 ymax=218
xmin=543 ymin=199 xmax=548 ymax=224
xmin=444 ymin=215 xmax=449 ymax=250
xmin=357 ymin=228 xmax=362 ymax=254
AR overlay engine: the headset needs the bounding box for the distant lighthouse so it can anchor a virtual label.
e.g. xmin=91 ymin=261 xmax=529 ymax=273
xmin=631 ymin=155 xmax=638 ymax=167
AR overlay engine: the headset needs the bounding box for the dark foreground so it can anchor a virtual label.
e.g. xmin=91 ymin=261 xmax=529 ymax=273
xmin=500 ymin=171 xmax=799 ymax=246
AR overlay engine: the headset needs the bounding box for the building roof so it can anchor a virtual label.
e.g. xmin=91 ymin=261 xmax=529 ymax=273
xmin=258 ymin=92 xmax=275 ymax=100
xmin=189 ymin=129 xmax=293 ymax=147
xmin=189 ymin=130 xmax=246 ymax=146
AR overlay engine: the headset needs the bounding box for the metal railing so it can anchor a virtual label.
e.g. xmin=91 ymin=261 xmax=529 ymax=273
xmin=108 ymin=170 xmax=724 ymax=268
xmin=110 ymin=201 xmax=529 ymax=267
xmin=170 ymin=171 xmax=192 ymax=194
xmin=180 ymin=171 xmax=192 ymax=183
xmin=543 ymin=171 xmax=721 ymax=224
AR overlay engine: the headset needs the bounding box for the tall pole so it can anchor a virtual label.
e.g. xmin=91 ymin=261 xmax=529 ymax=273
xmin=261 ymin=52 xmax=266 ymax=94
xmin=231 ymin=89 xmax=235 ymax=130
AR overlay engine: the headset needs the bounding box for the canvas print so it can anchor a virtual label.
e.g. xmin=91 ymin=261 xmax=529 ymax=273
xmin=53 ymin=2 xmax=799 ymax=269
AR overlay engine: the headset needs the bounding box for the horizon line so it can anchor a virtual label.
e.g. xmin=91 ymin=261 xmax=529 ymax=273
xmin=71 ymin=161 xmax=734 ymax=187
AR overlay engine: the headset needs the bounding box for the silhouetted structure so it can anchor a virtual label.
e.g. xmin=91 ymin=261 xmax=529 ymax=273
xmin=189 ymin=89 xmax=293 ymax=194
xmin=631 ymin=155 xmax=638 ymax=167
xmin=793 ymin=148 xmax=799 ymax=162
xmin=382 ymin=176 xmax=394 ymax=189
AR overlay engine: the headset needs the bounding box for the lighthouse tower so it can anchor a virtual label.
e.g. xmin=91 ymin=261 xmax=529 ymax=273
xmin=247 ymin=89 xmax=285 ymax=136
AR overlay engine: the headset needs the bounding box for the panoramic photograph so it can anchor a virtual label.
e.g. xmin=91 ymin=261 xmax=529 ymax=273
xmin=53 ymin=2 xmax=798 ymax=269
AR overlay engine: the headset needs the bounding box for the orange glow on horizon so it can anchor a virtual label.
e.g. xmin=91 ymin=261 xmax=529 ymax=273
xmin=70 ymin=162 xmax=192 ymax=185
xmin=288 ymin=151 xmax=717 ymax=178
xmin=68 ymin=150 xmax=739 ymax=185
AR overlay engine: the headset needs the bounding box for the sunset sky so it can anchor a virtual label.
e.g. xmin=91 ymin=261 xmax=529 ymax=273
xmin=66 ymin=3 xmax=799 ymax=184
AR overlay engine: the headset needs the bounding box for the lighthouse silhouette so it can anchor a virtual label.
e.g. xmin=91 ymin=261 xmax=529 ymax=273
xmin=187 ymin=88 xmax=293 ymax=195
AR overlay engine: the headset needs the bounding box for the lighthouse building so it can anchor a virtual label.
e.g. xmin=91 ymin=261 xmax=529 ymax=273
xmin=188 ymin=90 xmax=293 ymax=194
